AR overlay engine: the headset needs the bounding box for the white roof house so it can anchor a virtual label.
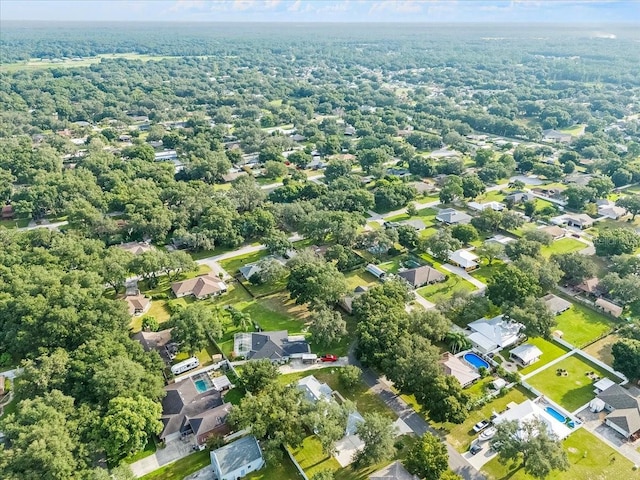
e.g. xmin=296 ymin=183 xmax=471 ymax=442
xmin=509 ymin=344 xmax=543 ymax=366
xmin=210 ymin=435 xmax=265 ymax=480
xmin=493 ymin=399 xmax=572 ymax=440
xmin=467 ymin=315 xmax=523 ymax=354
xmin=448 ymin=249 xmax=479 ymax=270
xmin=468 ymin=201 xmax=505 ymax=212
xmin=297 ymin=375 xmax=334 ymax=404
xmin=598 ymin=204 xmax=627 ymax=220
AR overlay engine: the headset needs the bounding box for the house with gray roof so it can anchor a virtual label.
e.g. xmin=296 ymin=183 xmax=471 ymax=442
xmin=397 ymin=265 xmax=445 ymax=289
xmin=297 ymin=375 xmax=333 ymax=404
xmin=210 ymin=435 xmax=265 ymax=480
xmin=597 ymin=384 xmax=640 ymax=439
xmin=233 ymin=331 xmax=310 ymax=362
xmin=541 ymin=293 xmax=572 ymax=315
xmin=436 ymin=208 xmax=472 ymax=225
xmin=369 ymin=461 xmax=418 ymax=480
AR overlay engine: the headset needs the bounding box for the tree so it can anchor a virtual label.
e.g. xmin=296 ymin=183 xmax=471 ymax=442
xmin=358 ymin=148 xmax=390 ymax=175
xmin=461 ymin=174 xmax=486 ymax=198
xmin=101 ymin=247 xmax=134 ymax=293
xmin=451 ymin=223 xmax=478 ymax=244
xmin=397 ymin=224 xmax=421 ymax=250
xmin=228 ymin=306 xmax=252 ymax=332
xmin=595 ymin=228 xmax=640 ymax=256
xmin=324 ymin=159 xmax=352 ymax=182
xmin=425 ymin=228 xmax=462 ymax=260
xmin=524 ymin=229 xmax=553 ymax=246
xmin=353 ymin=413 xmax=396 ymax=468
xmin=487 ymin=265 xmax=541 ymax=306
xmin=264 ymin=230 xmax=293 ymax=256
xmin=170 ymin=303 xmax=222 ymax=356
xmin=514 ymin=257 xmax=561 ymax=293
xmin=420 ymin=375 xmax=469 ymax=423
xmin=612 ymin=169 xmax=633 ymax=187
xmin=523 ymin=200 xmax=536 ymax=218
xmin=563 ymin=161 xmax=576 ymax=174
xmin=184 ymin=151 xmax=231 ymax=183
xmin=307 ymin=400 xmax=351 ymax=456
xmin=471 ymin=208 xmax=503 ymax=233
xmin=101 ymin=395 xmax=163 ymax=462
xmin=563 ymin=185 xmax=596 ymax=209
xmin=552 ymin=252 xmax=596 ymax=285
xmin=240 ymin=359 xmax=280 ymax=393
xmin=439 ymin=176 xmax=463 ymax=204
xmin=616 ymin=195 xmax=640 ymax=220
xmin=409 ymin=309 xmax=451 ymax=342
xmin=587 ymin=176 xmax=615 ymax=198
xmin=339 ymin=365 xmax=361 ymax=388
xmin=445 ymin=331 xmax=472 ymax=354
xmin=505 ymin=238 xmax=541 ymax=261
xmin=405 ymin=433 xmax=449 ymax=480
xmin=406 ymin=202 xmax=418 ymax=217
xmin=250 ymin=257 xmax=287 ymax=285
xmin=507 ymin=297 xmax=557 ymax=338
xmin=611 ymin=338 xmax=640 ymax=379
xmin=611 ymin=254 xmax=640 ymax=276
xmin=500 ymin=210 xmax=525 ymax=231
xmin=163 ymin=250 xmax=197 ymax=281
xmin=374 ymin=181 xmax=417 ymax=211
xmin=386 ymin=334 xmax=442 ymax=396
xmin=264 ymin=160 xmax=289 ymax=179
xmin=474 ymin=149 xmax=494 ymax=167
xmin=476 ymin=241 xmax=504 ymax=265
xmin=287 ymin=252 xmax=347 ymax=306
xmin=228 ymin=382 xmax=313 ymax=460
xmin=311 ymin=471 xmax=335 ymax=480
xmin=229 ymin=175 xmax=266 ymax=213
xmin=490 ymin=419 xmax=569 ymax=479
xmin=599 ymin=273 xmax=640 ymax=305
xmin=309 ymin=305 xmax=348 ymax=347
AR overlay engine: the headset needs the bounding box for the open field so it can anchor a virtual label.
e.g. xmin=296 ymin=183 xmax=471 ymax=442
xmin=482 ymin=428 xmax=635 ymax=480
xmin=582 ymin=334 xmax=621 ymax=367
xmin=0 ymin=53 xmax=176 ymax=72
xmin=553 ymin=300 xmax=616 ymax=348
xmin=219 ymin=250 xmax=269 ymax=275
xmin=540 ymin=238 xmax=585 ymax=257
xmin=0 ymin=218 xmax=30 ymax=229
xmin=527 ymin=354 xmax=622 ymax=412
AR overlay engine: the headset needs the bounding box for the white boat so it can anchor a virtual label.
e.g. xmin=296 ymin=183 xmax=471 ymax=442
xmin=479 ymin=427 xmax=497 ymax=441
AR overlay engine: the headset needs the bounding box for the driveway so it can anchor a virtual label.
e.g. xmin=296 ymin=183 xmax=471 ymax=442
xmin=413 ymin=291 xmax=436 ymax=310
xmin=440 ymin=264 xmax=486 ymax=291
xmin=130 ymin=436 xmax=196 ymax=478
xmin=578 ymin=406 xmax=640 ymax=466
xmin=278 ymin=357 xmax=348 ymax=375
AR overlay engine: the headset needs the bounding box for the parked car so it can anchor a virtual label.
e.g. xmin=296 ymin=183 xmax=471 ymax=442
xmin=473 ymin=420 xmax=490 ymax=433
xmin=320 ymin=354 xmax=338 ymax=362
xmin=469 ymin=443 xmax=483 ymax=455
xmin=572 ymin=233 xmax=580 ymax=238
xmin=192 ymin=444 xmax=206 ymax=451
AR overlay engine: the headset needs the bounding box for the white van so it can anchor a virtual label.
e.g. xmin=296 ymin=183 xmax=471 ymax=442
xmin=170 ymin=357 xmax=200 ymax=375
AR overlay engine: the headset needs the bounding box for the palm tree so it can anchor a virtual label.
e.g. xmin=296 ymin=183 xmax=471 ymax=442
xmin=229 ymin=307 xmax=252 ymax=332
xmin=446 ymin=331 xmax=471 ymax=354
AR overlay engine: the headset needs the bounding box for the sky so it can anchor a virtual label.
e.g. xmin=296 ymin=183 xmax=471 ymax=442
xmin=1 ymin=0 xmax=639 ymax=23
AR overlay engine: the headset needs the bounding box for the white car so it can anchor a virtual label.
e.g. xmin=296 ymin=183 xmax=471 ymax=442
xmin=473 ymin=420 xmax=490 ymax=433
xmin=479 ymin=427 xmax=497 ymax=442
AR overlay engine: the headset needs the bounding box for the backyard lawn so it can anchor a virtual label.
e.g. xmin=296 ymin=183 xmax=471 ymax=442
xmin=540 ymin=238 xmax=585 ymax=257
xmin=553 ymin=301 xmax=615 ymax=348
xmin=416 ymin=271 xmax=475 ymax=303
xmin=582 ymin=334 xmax=621 ymax=367
xmin=219 ymin=250 xmax=269 ymax=275
xmin=344 ymin=269 xmax=381 ymax=290
xmin=139 ymin=450 xmax=210 ymax=480
xmin=246 ymin=453 xmax=302 ymax=480
xmin=130 ymin=299 xmax=171 ymax=332
xmin=527 ymin=354 xmax=622 ymax=412
xmin=383 ymin=207 xmax=438 ymax=223
xmin=515 ymin=337 xmax=570 ymax=376
xmin=470 ymin=261 xmax=506 ymax=285
xmin=482 ymin=428 xmax=635 ymax=480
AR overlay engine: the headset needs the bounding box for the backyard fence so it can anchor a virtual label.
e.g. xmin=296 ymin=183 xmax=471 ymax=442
xmin=284 ymin=445 xmax=309 ymax=480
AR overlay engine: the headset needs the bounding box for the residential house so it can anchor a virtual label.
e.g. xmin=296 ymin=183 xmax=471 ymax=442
xmin=369 ymin=461 xmax=418 ymax=480
xmin=118 ymin=241 xmax=155 ymax=256
xmin=440 ymin=353 xmax=480 ymax=388
xmin=233 ymin=331 xmax=310 ymax=362
xmin=551 ymin=214 xmax=594 ymax=229
xmin=210 ymin=435 xmax=265 ymax=480
xmin=542 ymin=129 xmax=572 ymax=144
xmin=171 ymin=274 xmax=228 ymax=299
xmin=118 ymin=134 xmax=132 ymax=142
xmin=563 ymin=173 xmax=593 ymax=187
xmin=132 ymin=328 xmax=177 ymax=361
xmin=409 ymin=181 xmax=435 ymax=196
xmin=124 ymin=294 xmax=151 ymax=316
xmin=366 ymin=263 xmax=387 ymax=280
xmin=598 ymin=204 xmax=627 ymax=220
xmin=596 ymin=385 xmax=640 ymax=439
xmin=397 ymin=265 xmax=445 ymax=289
xmin=344 ymin=125 xmax=356 ymax=136
xmin=297 ymin=375 xmax=334 ymax=404
xmin=160 ymin=378 xmax=230 ymax=444
xmin=595 ymin=298 xmax=623 ymax=318
xmin=467 ymin=315 xmax=523 ymax=354
xmin=576 ymin=277 xmax=600 ymax=296
xmin=448 ymin=249 xmax=479 ymax=271
xmin=0 ymin=376 xmax=5 ymax=396
xmin=509 ymin=344 xmax=543 ymax=366
xmin=290 ymin=133 xmax=306 ymax=142
xmin=493 ymin=399 xmax=572 ymax=440
xmin=468 ymin=201 xmax=505 ymax=212
xmin=399 ymin=218 xmax=427 ymax=231
xmin=541 ymin=293 xmax=572 ymax=315
xmin=154 ymin=150 xmax=178 ymax=161
xmin=1 ymin=205 xmax=14 ymax=220
xmin=340 ymin=285 xmax=369 ymax=314
xmin=221 ymin=171 xmax=247 ymax=183
xmin=505 ymin=191 xmax=535 ymax=204
xmin=239 ymin=257 xmax=284 ymax=282
xmin=436 ymin=208 xmax=472 ymax=225
xmin=540 ymin=226 xmax=565 ymax=241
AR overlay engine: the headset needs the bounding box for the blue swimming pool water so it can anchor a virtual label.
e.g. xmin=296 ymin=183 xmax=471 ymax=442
xmin=192 ymin=373 xmax=214 ymax=393
xmin=464 ymin=353 xmax=490 ymax=370
xmin=545 ymin=406 xmax=566 ymax=423
xmin=194 ymin=379 xmax=207 ymax=393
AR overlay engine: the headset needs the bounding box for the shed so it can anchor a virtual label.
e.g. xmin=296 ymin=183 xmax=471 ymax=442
xmin=509 ymin=344 xmax=543 ymax=366
xmin=365 ymin=264 xmax=386 ymax=279
xmin=595 ymin=298 xmax=623 ymax=318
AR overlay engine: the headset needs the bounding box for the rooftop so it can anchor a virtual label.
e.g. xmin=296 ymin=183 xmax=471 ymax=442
xmin=210 ymin=435 xmax=264 ymax=477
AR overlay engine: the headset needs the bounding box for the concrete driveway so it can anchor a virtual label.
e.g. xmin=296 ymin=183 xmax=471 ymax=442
xmin=130 ymin=436 xmax=197 ymax=478
xmin=278 ymin=357 xmax=348 ymax=375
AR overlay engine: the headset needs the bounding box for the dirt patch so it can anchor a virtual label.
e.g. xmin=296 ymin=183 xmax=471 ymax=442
xmin=567 ymin=447 xmax=580 ymax=454
xmin=583 ymin=334 xmax=621 ymax=367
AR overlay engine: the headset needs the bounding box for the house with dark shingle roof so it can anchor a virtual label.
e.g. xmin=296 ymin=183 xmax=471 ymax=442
xmin=210 ymin=435 xmax=265 ymax=480
xmin=233 ymin=330 xmax=310 ymax=362
xmin=597 ymin=384 xmax=640 ymax=439
xmin=540 ymin=293 xmax=571 ymax=315
xmin=397 ymin=266 xmax=445 ymax=289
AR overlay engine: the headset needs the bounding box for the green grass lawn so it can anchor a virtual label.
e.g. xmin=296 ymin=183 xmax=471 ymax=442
xmin=558 ymin=124 xmax=586 ymax=136
xmin=0 ymin=395 xmax=18 ymax=419
xmin=515 ymin=337 xmax=571 ymax=376
xmin=344 ymin=270 xmax=380 ymax=290
xmin=416 ymin=272 xmax=475 ymax=303
xmin=527 ymin=354 xmax=622 ymax=412
xmin=139 ymin=450 xmax=210 ymax=480
xmin=279 ymin=368 xmax=394 ymax=419
xmin=419 ymin=226 xmax=438 ymax=238
xmin=123 ymin=438 xmax=157 ymax=464
xmin=423 ymin=386 xmax=534 ymax=452
xmin=482 ymin=428 xmax=635 ymax=480
xmin=0 ymin=218 xmax=30 ymax=229
xmin=540 ymin=238 xmax=585 ymax=257
xmin=219 ymin=250 xmax=269 ymax=275
xmin=173 ymin=340 xmax=219 ymax=367
xmin=479 ymin=190 xmax=507 ymax=203
xmin=246 ymin=453 xmax=302 ymax=480
xmin=139 ymin=264 xmax=212 ymax=296
xmin=1 ymin=53 xmax=175 ymax=72
xmin=582 ymin=334 xmax=621 ymax=367
xmin=130 ymin=299 xmax=171 ymax=332
xmin=553 ymin=301 xmax=615 ymax=348
xmin=383 ymin=207 xmax=438 ymax=223
xmin=470 ymin=261 xmax=507 ymax=284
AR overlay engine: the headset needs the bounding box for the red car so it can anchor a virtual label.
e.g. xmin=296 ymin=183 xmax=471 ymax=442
xmin=320 ymin=354 xmax=338 ymax=362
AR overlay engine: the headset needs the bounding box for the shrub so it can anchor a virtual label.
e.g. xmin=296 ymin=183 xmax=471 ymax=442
xmin=339 ymin=365 xmax=361 ymax=388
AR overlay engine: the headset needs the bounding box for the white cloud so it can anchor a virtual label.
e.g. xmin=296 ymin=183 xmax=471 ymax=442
xmin=370 ymin=0 xmax=423 ymax=14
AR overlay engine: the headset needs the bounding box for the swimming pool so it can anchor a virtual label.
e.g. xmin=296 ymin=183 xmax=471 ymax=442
xmin=192 ymin=372 xmax=214 ymax=393
xmin=464 ymin=353 xmax=490 ymax=370
xmin=545 ymin=406 xmax=566 ymax=423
